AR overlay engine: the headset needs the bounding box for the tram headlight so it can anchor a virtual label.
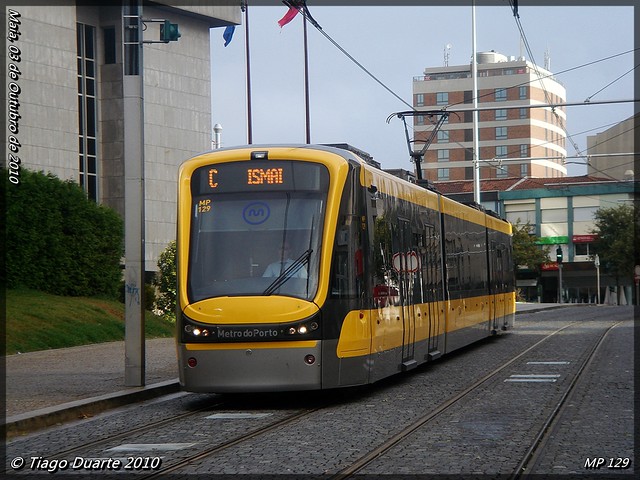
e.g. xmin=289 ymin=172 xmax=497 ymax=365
xmin=182 ymin=315 xmax=213 ymax=340
xmin=285 ymin=320 xmax=319 ymax=336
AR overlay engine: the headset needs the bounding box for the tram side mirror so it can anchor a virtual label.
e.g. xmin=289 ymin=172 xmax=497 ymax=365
xmin=368 ymin=185 xmax=378 ymax=194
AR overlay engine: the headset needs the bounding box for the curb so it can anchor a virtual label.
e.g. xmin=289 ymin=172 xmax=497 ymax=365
xmin=515 ymin=303 xmax=594 ymax=315
xmin=5 ymin=379 xmax=181 ymax=438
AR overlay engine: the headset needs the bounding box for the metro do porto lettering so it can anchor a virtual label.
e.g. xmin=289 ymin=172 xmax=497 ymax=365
xmin=216 ymin=327 xmax=279 ymax=340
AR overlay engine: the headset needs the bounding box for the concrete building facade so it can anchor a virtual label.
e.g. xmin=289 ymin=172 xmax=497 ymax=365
xmin=413 ymin=51 xmax=567 ymax=182
xmin=587 ymin=113 xmax=637 ymax=181
xmin=6 ymin=3 xmax=240 ymax=271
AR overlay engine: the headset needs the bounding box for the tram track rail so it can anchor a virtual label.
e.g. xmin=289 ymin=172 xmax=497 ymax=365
xmin=510 ymin=321 xmax=623 ymax=478
xmin=3 ymin=394 xmax=224 ymax=476
xmin=7 ymin=395 xmax=323 ymax=477
xmin=141 ymin=321 xmax=581 ymax=478
xmin=7 ymin=310 xmax=629 ymax=477
xmin=328 ymin=317 xmax=628 ymax=478
xmin=140 ymin=407 xmax=322 ymax=478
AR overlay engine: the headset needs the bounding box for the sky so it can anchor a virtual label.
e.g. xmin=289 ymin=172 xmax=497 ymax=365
xmin=210 ymin=2 xmax=636 ymax=176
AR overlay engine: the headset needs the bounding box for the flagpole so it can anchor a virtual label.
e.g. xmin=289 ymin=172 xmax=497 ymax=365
xmin=244 ymin=1 xmax=253 ymax=144
xmin=303 ymin=12 xmax=311 ymax=144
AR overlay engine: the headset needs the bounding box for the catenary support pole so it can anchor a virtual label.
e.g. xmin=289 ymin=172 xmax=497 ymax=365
xmin=471 ymin=1 xmax=480 ymax=204
xmin=122 ymin=2 xmax=146 ymax=386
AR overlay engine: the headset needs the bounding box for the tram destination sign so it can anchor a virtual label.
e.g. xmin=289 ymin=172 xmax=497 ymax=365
xmin=192 ymin=160 xmax=327 ymax=195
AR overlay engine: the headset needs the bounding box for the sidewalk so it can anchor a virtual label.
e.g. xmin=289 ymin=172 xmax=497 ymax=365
xmin=5 ymin=337 xmax=180 ymax=436
xmin=4 ymin=303 xmax=579 ymax=436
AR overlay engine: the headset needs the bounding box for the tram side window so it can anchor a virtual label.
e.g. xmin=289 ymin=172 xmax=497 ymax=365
xmin=505 ymin=242 xmax=514 ymax=287
xmin=445 ymin=219 xmax=486 ymax=297
xmin=498 ymin=241 xmax=515 ymax=291
xmin=469 ymin=230 xmax=488 ymax=293
xmin=445 ymin=232 xmax=461 ymax=292
xmin=330 ymin=170 xmax=364 ymax=300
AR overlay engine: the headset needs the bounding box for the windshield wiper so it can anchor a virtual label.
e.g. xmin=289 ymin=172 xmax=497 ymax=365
xmin=263 ymin=249 xmax=313 ymax=296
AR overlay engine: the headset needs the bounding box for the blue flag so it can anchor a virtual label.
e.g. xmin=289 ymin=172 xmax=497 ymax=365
xmin=223 ymin=25 xmax=235 ymax=47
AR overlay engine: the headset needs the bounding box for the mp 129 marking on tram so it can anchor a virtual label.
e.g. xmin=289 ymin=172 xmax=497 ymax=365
xmin=176 ymin=145 xmax=515 ymax=392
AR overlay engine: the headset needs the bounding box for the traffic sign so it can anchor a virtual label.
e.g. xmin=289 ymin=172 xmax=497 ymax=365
xmin=392 ymin=251 xmax=420 ymax=273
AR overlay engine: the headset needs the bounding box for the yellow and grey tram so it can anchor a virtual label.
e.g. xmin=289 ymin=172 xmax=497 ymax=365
xmin=176 ymin=145 xmax=515 ymax=392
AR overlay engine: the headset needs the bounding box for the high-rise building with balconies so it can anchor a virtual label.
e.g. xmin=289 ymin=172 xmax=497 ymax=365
xmin=412 ymin=51 xmax=567 ymax=182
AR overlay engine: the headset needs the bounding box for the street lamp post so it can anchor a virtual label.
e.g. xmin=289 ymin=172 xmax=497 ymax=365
xmin=212 ymin=123 xmax=222 ymax=149
xmin=556 ymin=246 xmax=563 ymax=304
xmin=594 ymin=254 xmax=600 ymax=304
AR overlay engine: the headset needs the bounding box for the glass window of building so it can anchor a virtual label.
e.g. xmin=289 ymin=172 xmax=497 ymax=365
xmin=573 ymin=206 xmax=598 ymax=222
xmin=574 ymin=243 xmax=594 ymax=256
xmin=437 ymin=168 xmax=449 ymax=180
xmin=495 ymin=88 xmax=507 ymax=101
xmin=436 ymin=92 xmax=449 ymax=105
xmin=496 ymin=126 xmax=507 ymax=140
xmin=496 ymin=109 xmax=507 ymax=121
xmin=541 ymin=208 xmax=567 ymax=223
xmin=437 ymin=149 xmax=449 ymax=162
xmin=505 ymin=202 xmax=535 ymax=225
xmin=77 ymin=22 xmax=98 ymax=202
xmin=519 ymin=85 xmax=528 ymax=99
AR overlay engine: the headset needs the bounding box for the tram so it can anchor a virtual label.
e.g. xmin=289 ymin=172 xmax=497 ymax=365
xmin=176 ymin=145 xmax=515 ymax=392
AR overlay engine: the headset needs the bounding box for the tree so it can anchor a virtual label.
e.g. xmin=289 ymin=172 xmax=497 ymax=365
xmin=512 ymin=221 xmax=550 ymax=273
xmin=591 ymin=204 xmax=638 ymax=283
xmin=155 ymin=240 xmax=177 ymax=321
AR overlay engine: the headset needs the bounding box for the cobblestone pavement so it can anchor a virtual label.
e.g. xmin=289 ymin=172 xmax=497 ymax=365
xmin=6 ymin=306 xmax=633 ymax=477
xmin=528 ymin=319 xmax=634 ymax=475
xmin=357 ymin=311 xmax=634 ymax=476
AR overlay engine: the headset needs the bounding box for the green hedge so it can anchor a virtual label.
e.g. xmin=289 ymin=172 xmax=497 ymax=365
xmin=5 ymin=168 xmax=124 ymax=297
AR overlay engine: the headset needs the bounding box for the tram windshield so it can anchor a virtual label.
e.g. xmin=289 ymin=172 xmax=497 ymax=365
xmin=187 ymin=160 xmax=329 ymax=302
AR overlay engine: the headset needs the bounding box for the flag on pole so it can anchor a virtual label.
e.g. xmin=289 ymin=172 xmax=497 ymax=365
xmin=278 ymin=5 xmax=300 ymax=27
xmin=223 ymin=25 xmax=235 ymax=46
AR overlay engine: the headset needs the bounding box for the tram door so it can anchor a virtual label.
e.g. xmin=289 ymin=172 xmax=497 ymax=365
xmin=394 ymin=219 xmax=418 ymax=371
xmin=489 ymin=241 xmax=506 ymax=331
xmin=424 ymin=224 xmax=442 ymax=358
